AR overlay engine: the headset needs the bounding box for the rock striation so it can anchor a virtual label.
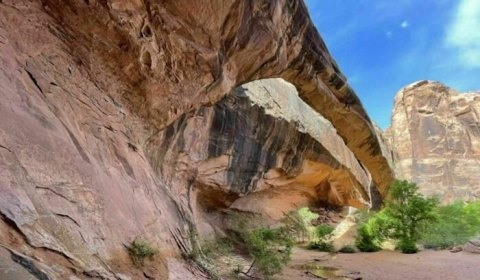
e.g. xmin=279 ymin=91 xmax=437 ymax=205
xmin=0 ymin=0 xmax=392 ymax=279
xmin=385 ymin=81 xmax=480 ymax=202
xmin=151 ymin=78 xmax=374 ymax=232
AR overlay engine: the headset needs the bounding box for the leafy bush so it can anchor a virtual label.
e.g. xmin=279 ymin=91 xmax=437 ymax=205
xmin=355 ymin=224 xmax=381 ymax=252
xmin=308 ymin=224 xmax=335 ymax=252
xmin=128 ymin=238 xmax=158 ymax=267
xmin=316 ymin=224 xmax=334 ymax=240
xmin=397 ymin=239 xmax=418 ymax=254
xmin=243 ymin=227 xmax=293 ymax=279
xmin=420 ymin=201 xmax=480 ymax=249
xmin=384 ymin=180 xmax=438 ymax=251
xmin=355 ymin=180 xmax=437 ymax=254
xmin=339 ymin=245 xmax=356 ymax=253
xmin=284 ymin=207 xmax=319 ymax=242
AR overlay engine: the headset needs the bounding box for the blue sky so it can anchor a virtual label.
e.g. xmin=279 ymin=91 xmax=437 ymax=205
xmin=305 ymin=0 xmax=480 ymax=129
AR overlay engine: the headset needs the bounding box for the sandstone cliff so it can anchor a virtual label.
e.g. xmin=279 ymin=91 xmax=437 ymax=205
xmin=0 ymin=1 xmax=392 ymax=279
xmin=386 ymin=81 xmax=480 ymax=202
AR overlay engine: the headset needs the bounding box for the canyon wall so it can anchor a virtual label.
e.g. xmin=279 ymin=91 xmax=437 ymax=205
xmin=385 ymin=81 xmax=480 ymax=202
xmin=0 ymin=0 xmax=392 ymax=279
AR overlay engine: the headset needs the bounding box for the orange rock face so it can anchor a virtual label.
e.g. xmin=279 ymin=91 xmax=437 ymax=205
xmin=0 ymin=0 xmax=392 ymax=278
xmin=385 ymin=81 xmax=480 ymax=202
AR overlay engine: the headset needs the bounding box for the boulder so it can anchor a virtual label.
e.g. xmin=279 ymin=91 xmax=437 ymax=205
xmin=463 ymin=239 xmax=480 ymax=254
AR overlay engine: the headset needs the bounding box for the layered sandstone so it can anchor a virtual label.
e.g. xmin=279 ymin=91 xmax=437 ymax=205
xmin=151 ymin=78 xmax=374 ymax=233
xmin=385 ymin=81 xmax=480 ymax=202
xmin=0 ymin=0 xmax=392 ymax=279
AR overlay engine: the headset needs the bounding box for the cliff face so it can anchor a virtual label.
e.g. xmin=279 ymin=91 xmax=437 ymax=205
xmin=0 ymin=1 xmax=392 ymax=279
xmin=386 ymin=81 xmax=480 ymax=202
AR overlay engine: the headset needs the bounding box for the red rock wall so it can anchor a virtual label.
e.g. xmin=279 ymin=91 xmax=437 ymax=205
xmin=0 ymin=1 xmax=392 ymax=278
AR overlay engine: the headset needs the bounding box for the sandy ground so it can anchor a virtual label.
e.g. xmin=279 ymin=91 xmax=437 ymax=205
xmin=278 ymin=247 xmax=480 ymax=280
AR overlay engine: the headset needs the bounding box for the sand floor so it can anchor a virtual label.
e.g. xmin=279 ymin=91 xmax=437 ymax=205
xmin=278 ymin=247 xmax=480 ymax=280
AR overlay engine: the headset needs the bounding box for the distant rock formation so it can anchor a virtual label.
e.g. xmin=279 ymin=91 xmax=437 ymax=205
xmin=385 ymin=81 xmax=480 ymax=202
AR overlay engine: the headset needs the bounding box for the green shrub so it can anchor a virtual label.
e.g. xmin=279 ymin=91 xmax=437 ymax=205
xmin=284 ymin=207 xmax=319 ymax=242
xmin=397 ymin=239 xmax=418 ymax=254
xmin=128 ymin=238 xmax=159 ymax=267
xmin=243 ymin=227 xmax=293 ymax=279
xmin=384 ymin=180 xmax=438 ymax=253
xmin=355 ymin=224 xmax=381 ymax=252
xmin=355 ymin=180 xmax=437 ymax=254
xmin=420 ymin=201 xmax=480 ymax=249
xmin=307 ymin=224 xmax=335 ymax=252
xmin=339 ymin=245 xmax=356 ymax=253
xmin=316 ymin=224 xmax=334 ymax=240
xmin=201 ymin=237 xmax=232 ymax=259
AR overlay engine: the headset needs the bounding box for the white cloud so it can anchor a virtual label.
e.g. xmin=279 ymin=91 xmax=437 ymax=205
xmin=445 ymin=0 xmax=480 ymax=68
xmin=400 ymin=21 xmax=409 ymax=28
xmin=386 ymin=31 xmax=393 ymax=39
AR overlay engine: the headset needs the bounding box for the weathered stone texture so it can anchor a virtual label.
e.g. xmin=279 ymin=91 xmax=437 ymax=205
xmin=149 ymin=79 xmax=375 ymax=227
xmin=0 ymin=0 xmax=392 ymax=278
xmin=386 ymin=81 xmax=480 ymax=202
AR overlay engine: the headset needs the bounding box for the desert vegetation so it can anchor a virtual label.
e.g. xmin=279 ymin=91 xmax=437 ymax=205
xmin=196 ymin=181 xmax=480 ymax=279
xmin=127 ymin=238 xmax=159 ymax=267
xmin=420 ymin=201 xmax=480 ymax=249
xmin=308 ymin=224 xmax=335 ymax=252
xmin=355 ymin=180 xmax=480 ymax=253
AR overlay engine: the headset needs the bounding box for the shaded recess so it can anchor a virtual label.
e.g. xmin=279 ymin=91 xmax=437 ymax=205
xmin=146 ymin=79 xmax=378 ymax=236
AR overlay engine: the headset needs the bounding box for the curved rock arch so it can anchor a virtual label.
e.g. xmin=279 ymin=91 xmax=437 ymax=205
xmin=0 ymin=0 xmax=394 ymax=278
xmin=41 ymin=0 xmax=393 ymax=195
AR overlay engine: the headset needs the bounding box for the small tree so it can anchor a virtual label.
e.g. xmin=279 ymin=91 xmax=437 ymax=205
xmin=243 ymin=227 xmax=293 ymax=279
xmin=284 ymin=207 xmax=319 ymax=242
xmin=383 ymin=180 xmax=438 ymax=253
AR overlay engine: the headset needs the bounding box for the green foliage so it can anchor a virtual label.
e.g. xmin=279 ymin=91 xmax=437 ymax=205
xmin=355 ymin=224 xmax=381 ymax=252
xmin=231 ymin=263 xmax=243 ymax=278
xmin=243 ymin=227 xmax=293 ymax=279
xmin=308 ymin=224 xmax=335 ymax=252
xmin=284 ymin=207 xmax=319 ymax=242
xmin=397 ymin=239 xmax=418 ymax=254
xmin=384 ymin=180 xmax=438 ymax=247
xmin=128 ymin=238 xmax=159 ymax=267
xmin=298 ymin=207 xmax=320 ymax=224
xmin=201 ymin=237 xmax=233 ymax=260
xmin=316 ymin=224 xmax=334 ymax=240
xmin=339 ymin=245 xmax=356 ymax=253
xmin=420 ymin=201 xmax=480 ymax=249
xmin=355 ymin=180 xmax=437 ymax=253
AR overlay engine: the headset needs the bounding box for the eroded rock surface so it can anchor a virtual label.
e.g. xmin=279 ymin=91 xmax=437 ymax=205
xmin=0 ymin=0 xmax=392 ymax=278
xmin=385 ymin=81 xmax=480 ymax=202
xmin=150 ymin=79 xmax=374 ymax=232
